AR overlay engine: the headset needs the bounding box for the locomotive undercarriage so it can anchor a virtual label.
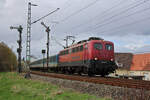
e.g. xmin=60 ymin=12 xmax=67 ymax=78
xmin=46 ymin=60 xmax=117 ymax=77
xmin=88 ymin=60 xmax=118 ymax=76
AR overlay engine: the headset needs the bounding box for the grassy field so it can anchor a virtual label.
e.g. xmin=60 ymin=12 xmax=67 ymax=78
xmin=0 ymin=72 xmax=110 ymax=100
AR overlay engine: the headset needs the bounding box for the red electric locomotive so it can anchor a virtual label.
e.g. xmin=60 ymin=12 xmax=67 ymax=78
xmin=58 ymin=37 xmax=118 ymax=76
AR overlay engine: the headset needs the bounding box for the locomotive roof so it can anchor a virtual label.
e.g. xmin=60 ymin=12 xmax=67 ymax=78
xmin=61 ymin=37 xmax=113 ymax=51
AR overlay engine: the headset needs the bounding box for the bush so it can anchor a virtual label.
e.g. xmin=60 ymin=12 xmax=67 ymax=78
xmin=0 ymin=42 xmax=17 ymax=72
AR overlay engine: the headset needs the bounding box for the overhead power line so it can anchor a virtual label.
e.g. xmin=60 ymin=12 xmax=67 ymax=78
xmin=51 ymin=36 xmax=65 ymax=48
xmin=84 ymin=0 xmax=150 ymax=32
xmin=32 ymin=8 xmax=60 ymax=24
xmin=60 ymin=0 xmax=100 ymax=22
xmin=87 ymin=6 xmax=150 ymax=32
xmin=60 ymin=0 xmax=72 ymax=11
xmin=94 ymin=16 xmax=150 ymax=35
xmin=68 ymin=0 xmax=125 ymax=31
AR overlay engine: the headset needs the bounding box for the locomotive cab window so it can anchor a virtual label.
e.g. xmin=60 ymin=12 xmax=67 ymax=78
xmin=105 ymin=44 xmax=113 ymax=50
xmin=94 ymin=43 xmax=102 ymax=50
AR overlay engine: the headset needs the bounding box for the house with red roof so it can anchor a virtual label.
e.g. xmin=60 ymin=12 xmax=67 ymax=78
xmin=130 ymin=53 xmax=150 ymax=80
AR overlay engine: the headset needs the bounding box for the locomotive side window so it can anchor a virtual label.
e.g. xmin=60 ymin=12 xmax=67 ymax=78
xmin=94 ymin=43 xmax=102 ymax=50
xmin=60 ymin=51 xmax=63 ymax=55
xmin=66 ymin=50 xmax=69 ymax=54
xmin=62 ymin=51 xmax=64 ymax=55
xmin=72 ymin=48 xmax=75 ymax=53
xmin=75 ymin=47 xmax=79 ymax=52
xmin=85 ymin=44 xmax=88 ymax=49
xmin=69 ymin=49 xmax=72 ymax=54
xmin=105 ymin=44 xmax=113 ymax=50
xmin=80 ymin=45 xmax=83 ymax=51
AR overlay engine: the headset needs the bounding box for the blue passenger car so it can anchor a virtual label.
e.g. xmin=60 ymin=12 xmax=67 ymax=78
xmin=49 ymin=55 xmax=59 ymax=67
xmin=30 ymin=54 xmax=59 ymax=70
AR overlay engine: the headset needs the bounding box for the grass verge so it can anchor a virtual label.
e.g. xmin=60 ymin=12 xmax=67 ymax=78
xmin=0 ymin=72 xmax=110 ymax=100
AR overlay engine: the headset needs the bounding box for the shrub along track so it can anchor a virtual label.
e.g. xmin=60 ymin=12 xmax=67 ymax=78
xmin=31 ymin=71 xmax=150 ymax=90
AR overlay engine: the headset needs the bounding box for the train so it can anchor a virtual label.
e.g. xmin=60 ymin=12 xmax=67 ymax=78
xmin=30 ymin=37 xmax=118 ymax=76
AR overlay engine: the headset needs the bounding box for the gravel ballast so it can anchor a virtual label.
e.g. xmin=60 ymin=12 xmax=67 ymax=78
xmin=31 ymin=74 xmax=150 ymax=100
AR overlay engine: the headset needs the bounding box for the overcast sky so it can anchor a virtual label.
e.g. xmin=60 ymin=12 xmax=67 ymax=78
xmin=1 ymin=0 xmax=150 ymax=59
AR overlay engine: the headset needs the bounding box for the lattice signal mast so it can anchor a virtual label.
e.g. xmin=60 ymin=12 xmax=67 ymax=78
xmin=26 ymin=2 xmax=59 ymax=67
xmin=26 ymin=2 xmax=37 ymax=65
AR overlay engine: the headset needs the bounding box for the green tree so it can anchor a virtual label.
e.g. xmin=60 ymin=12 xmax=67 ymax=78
xmin=0 ymin=42 xmax=17 ymax=72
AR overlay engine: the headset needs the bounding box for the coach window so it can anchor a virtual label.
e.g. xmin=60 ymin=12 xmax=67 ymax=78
xmin=94 ymin=43 xmax=102 ymax=50
xmin=105 ymin=44 xmax=113 ymax=50
xmin=49 ymin=58 xmax=52 ymax=62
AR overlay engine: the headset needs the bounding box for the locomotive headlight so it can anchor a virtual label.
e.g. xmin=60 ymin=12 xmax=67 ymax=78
xmin=111 ymin=58 xmax=114 ymax=61
xmin=94 ymin=57 xmax=98 ymax=60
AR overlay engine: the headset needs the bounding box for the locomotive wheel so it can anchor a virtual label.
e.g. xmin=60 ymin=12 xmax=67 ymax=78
xmin=88 ymin=68 xmax=94 ymax=77
xmin=78 ymin=71 xmax=82 ymax=75
xmin=101 ymin=74 xmax=105 ymax=77
xmin=88 ymin=72 xmax=93 ymax=77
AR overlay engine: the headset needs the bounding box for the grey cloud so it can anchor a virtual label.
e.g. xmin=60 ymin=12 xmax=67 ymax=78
xmin=1 ymin=0 xmax=150 ymax=58
xmin=0 ymin=0 xmax=6 ymax=8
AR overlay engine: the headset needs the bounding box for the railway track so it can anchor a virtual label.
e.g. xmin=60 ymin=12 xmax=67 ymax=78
xmin=31 ymin=71 xmax=150 ymax=90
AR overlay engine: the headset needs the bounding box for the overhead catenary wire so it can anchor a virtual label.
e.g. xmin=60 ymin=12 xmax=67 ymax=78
xmin=61 ymin=0 xmax=147 ymax=33
xmin=83 ymin=0 xmax=150 ymax=32
xmin=93 ymin=16 xmax=150 ymax=35
xmin=52 ymin=0 xmax=150 ymax=37
xmin=31 ymin=8 xmax=60 ymax=24
xmin=51 ymin=36 xmax=65 ymax=48
xmin=84 ymin=6 xmax=150 ymax=33
xmin=60 ymin=0 xmax=100 ymax=22
xmin=59 ymin=0 xmax=73 ymax=11
xmin=68 ymin=0 xmax=126 ymax=31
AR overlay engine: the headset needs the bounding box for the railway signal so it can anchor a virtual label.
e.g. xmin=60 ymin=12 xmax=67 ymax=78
xmin=42 ymin=49 xmax=46 ymax=69
xmin=10 ymin=25 xmax=23 ymax=73
xmin=41 ymin=22 xmax=50 ymax=69
xmin=26 ymin=1 xmax=59 ymax=68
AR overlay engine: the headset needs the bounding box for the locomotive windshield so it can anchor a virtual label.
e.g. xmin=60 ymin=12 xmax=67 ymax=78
xmin=94 ymin=43 xmax=102 ymax=50
xmin=105 ymin=44 xmax=113 ymax=50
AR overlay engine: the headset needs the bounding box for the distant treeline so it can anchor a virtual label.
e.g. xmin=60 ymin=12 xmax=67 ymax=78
xmin=0 ymin=42 xmax=17 ymax=72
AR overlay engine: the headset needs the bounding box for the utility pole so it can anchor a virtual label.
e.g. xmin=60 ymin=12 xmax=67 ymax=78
xmin=10 ymin=25 xmax=23 ymax=73
xmin=41 ymin=22 xmax=50 ymax=69
xmin=64 ymin=36 xmax=75 ymax=48
xmin=26 ymin=2 xmax=37 ymax=68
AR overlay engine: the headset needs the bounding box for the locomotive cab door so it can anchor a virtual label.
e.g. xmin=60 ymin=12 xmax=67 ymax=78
xmin=83 ymin=43 xmax=89 ymax=65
